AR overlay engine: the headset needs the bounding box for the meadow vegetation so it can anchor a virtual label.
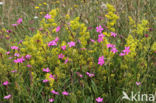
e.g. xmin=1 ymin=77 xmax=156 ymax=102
xmin=0 ymin=0 xmax=156 ymax=103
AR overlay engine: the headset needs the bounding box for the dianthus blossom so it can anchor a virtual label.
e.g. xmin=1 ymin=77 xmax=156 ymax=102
xmin=48 ymin=37 xmax=59 ymax=47
xmin=49 ymin=74 xmax=55 ymax=79
xmin=97 ymin=33 xmax=105 ymax=43
xmin=62 ymin=91 xmax=69 ymax=96
xmin=25 ymin=54 xmax=31 ymax=60
xmin=76 ymin=72 xmax=83 ymax=78
xmin=68 ymin=41 xmax=75 ymax=47
xmin=96 ymin=97 xmax=103 ymax=102
xmin=3 ymin=81 xmax=9 ymax=86
xmin=44 ymin=14 xmax=51 ymax=19
xmin=14 ymin=53 xmax=20 ymax=57
xmin=58 ymin=53 xmax=65 ymax=59
xmin=17 ymin=18 xmax=22 ymax=24
xmin=111 ymin=32 xmax=117 ymax=37
xmin=123 ymin=47 xmax=130 ymax=55
xmin=49 ymin=98 xmax=54 ymax=102
xmin=64 ymin=58 xmax=69 ymax=64
xmin=11 ymin=46 xmax=18 ymax=50
xmin=6 ymin=51 xmax=10 ymax=55
xmin=4 ymin=94 xmax=11 ymax=99
xmin=90 ymin=39 xmax=95 ymax=43
xmin=56 ymin=26 xmax=61 ymax=32
xmin=51 ymin=90 xmax=59 ymax=95
xmin=12 ymin=24 xmax=17 ymax=26
xmin=136 ymin=82 xmax=141 ymax=86
xmin=111 ymin=47 xmax=118 ymax=53
xmin=96 ymin=25 xmax=103 ymax=33
xmin=27 ymin=64 xmax=32 ymax=68
xmin=98 ymin=56 xmax=105 ymax=66
xmin=43 ymin=68 xmax=50 ymax=73
xmin=86 ymin=72 xmax=95 ymax=77
xmin=107 ymin=44 xmax=115 ymax=48
xmin=14 ymin=57 xmax=25 ymax=63
xmin=61 ymin=45 xmax=66 ymax=50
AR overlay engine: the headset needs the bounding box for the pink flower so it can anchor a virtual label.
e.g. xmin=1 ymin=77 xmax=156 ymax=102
xmin=51 ymin=90 xmax=59 ymax=95
xmin=6 ymin=51 xmax=10 ymax=55
xmin=48 ymin=40 xmax=57 ymax=46
xmin=80 ymin=48 xmax=86 ymax=50
xmin=136 ymin=82 xmax=141 ymax=86
xmin=49 ymin=74 xmax=55 ymax=79
xmin=76 ymin=72 xmax=83 ymax=78
xmin=54 ymin=37 xmax=59 ymax=42
xmin=111 ymin=47 xmax=118 ymax=53
xmin=111 ymin=32 xmax=117 ymax=37
xmin=39 ymin=28 xmax=44 ymax=31
xmin=119 ymin=46 xmax=130 ymax=56
xmin=64 ymin=58 xmax=69 ymax=64
xmin=27 ymin=64 xmax=32 ymax=68
xmin=107 ymin=44 xmax=112 ymax=48
xmin=61 ymin=45 xmax=66 ymax=50
xmin=4 ymin=94 xmax=12 ymax=99
xmin=43 ymin=68 xmax=50 ymax=73
xmin=18 ymin=40 xmax=23 ymax=44
xmin=123 ymin=47 xmax=130 ymax=55
xmin=12 ymin=24 xmax=17 ymax=26
xmin=62 ymin=91 xmax=69 ymax=96
xmin=90 ymin=39 xmax=95 ymax=43
xmin=96 ymin=25 xmax=103 ymax=33
xmin=3 ymin=81 xmax=9 ymax=86
xmin=43 ymin=79 xmax=49 ymax=83
xmin=97 ymin=33 xmax=104 ymax=43
xmin=14 ymin=53 xmax=20 ymax=57
xmin=25 ymin=54 xmax=31 ymax=60
xmin=96 ymin=97 xmax=103 ymax=102
xmin=106 ymin=44 xmax=115 ymax=48
xmin=49 ymin=98 xmax=54 ymax=102
xmin=11 ymin=70 xmax=17 ymax=73
xmin=86 ymin=72 xmax=95 ymax=77
xmin=17 ymin=18 xmax=22 ymax=24
xmin=58 ymin=53 xmax=65 ymax=59
xmin=56 ymin=26 xmax=61 ymax=32
xmin=11 ymin=46 xmax=18 ymax=50
xmin=48 ymin=37 xmax=59 ymax=47
xmin=8 ymin=57 xmax=12 ymax=59
xmin=68 ymin=41 xmax=75 ymax=47
xmin=119 ymin=52 xmax=125 ymax=56
xmin=6 ymin=30 xmax=12 ymax=33
xmin=44 ymin=14 xmax=51 ymax=19
xmin=98 ymin=56 xmax=105 ymax=66
xmin=14 ymin=57 xmax=25 ymax=63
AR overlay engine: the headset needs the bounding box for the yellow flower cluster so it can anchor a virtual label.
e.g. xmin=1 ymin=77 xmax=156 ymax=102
xmin=105 ymin=4 xmax=119 ymax=32
xmin=40 ymin=9 xmax=59 ymax=30
xmin=21 ymin=31 xmax=45 ymax=66
xmin=125 ymin=35 xmax=137 ymax=59
xmin=45 ymin=73 xmax=54 ymax=89
xmin=136 ymin=20 xmax=149 ymax=36
xmin=151 ymin=42 xmax=156 ymax=52
xmin=67 ymin=17 xmax=90 ymax=48
xmin=129 ymin=16 xmax=149 ymax=36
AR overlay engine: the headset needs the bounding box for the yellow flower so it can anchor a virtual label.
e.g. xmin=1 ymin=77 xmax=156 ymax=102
xmin=35 ymin=6 xmax=39 ymax=9
xmin=43 ymin=2 xmax=47 ymax=5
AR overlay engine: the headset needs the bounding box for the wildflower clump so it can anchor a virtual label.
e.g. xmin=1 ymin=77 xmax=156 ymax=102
xmin=0 ymin=2 xmax=155 ymax=103
xmin=105 ymin=4 xmax=119 ymax=32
